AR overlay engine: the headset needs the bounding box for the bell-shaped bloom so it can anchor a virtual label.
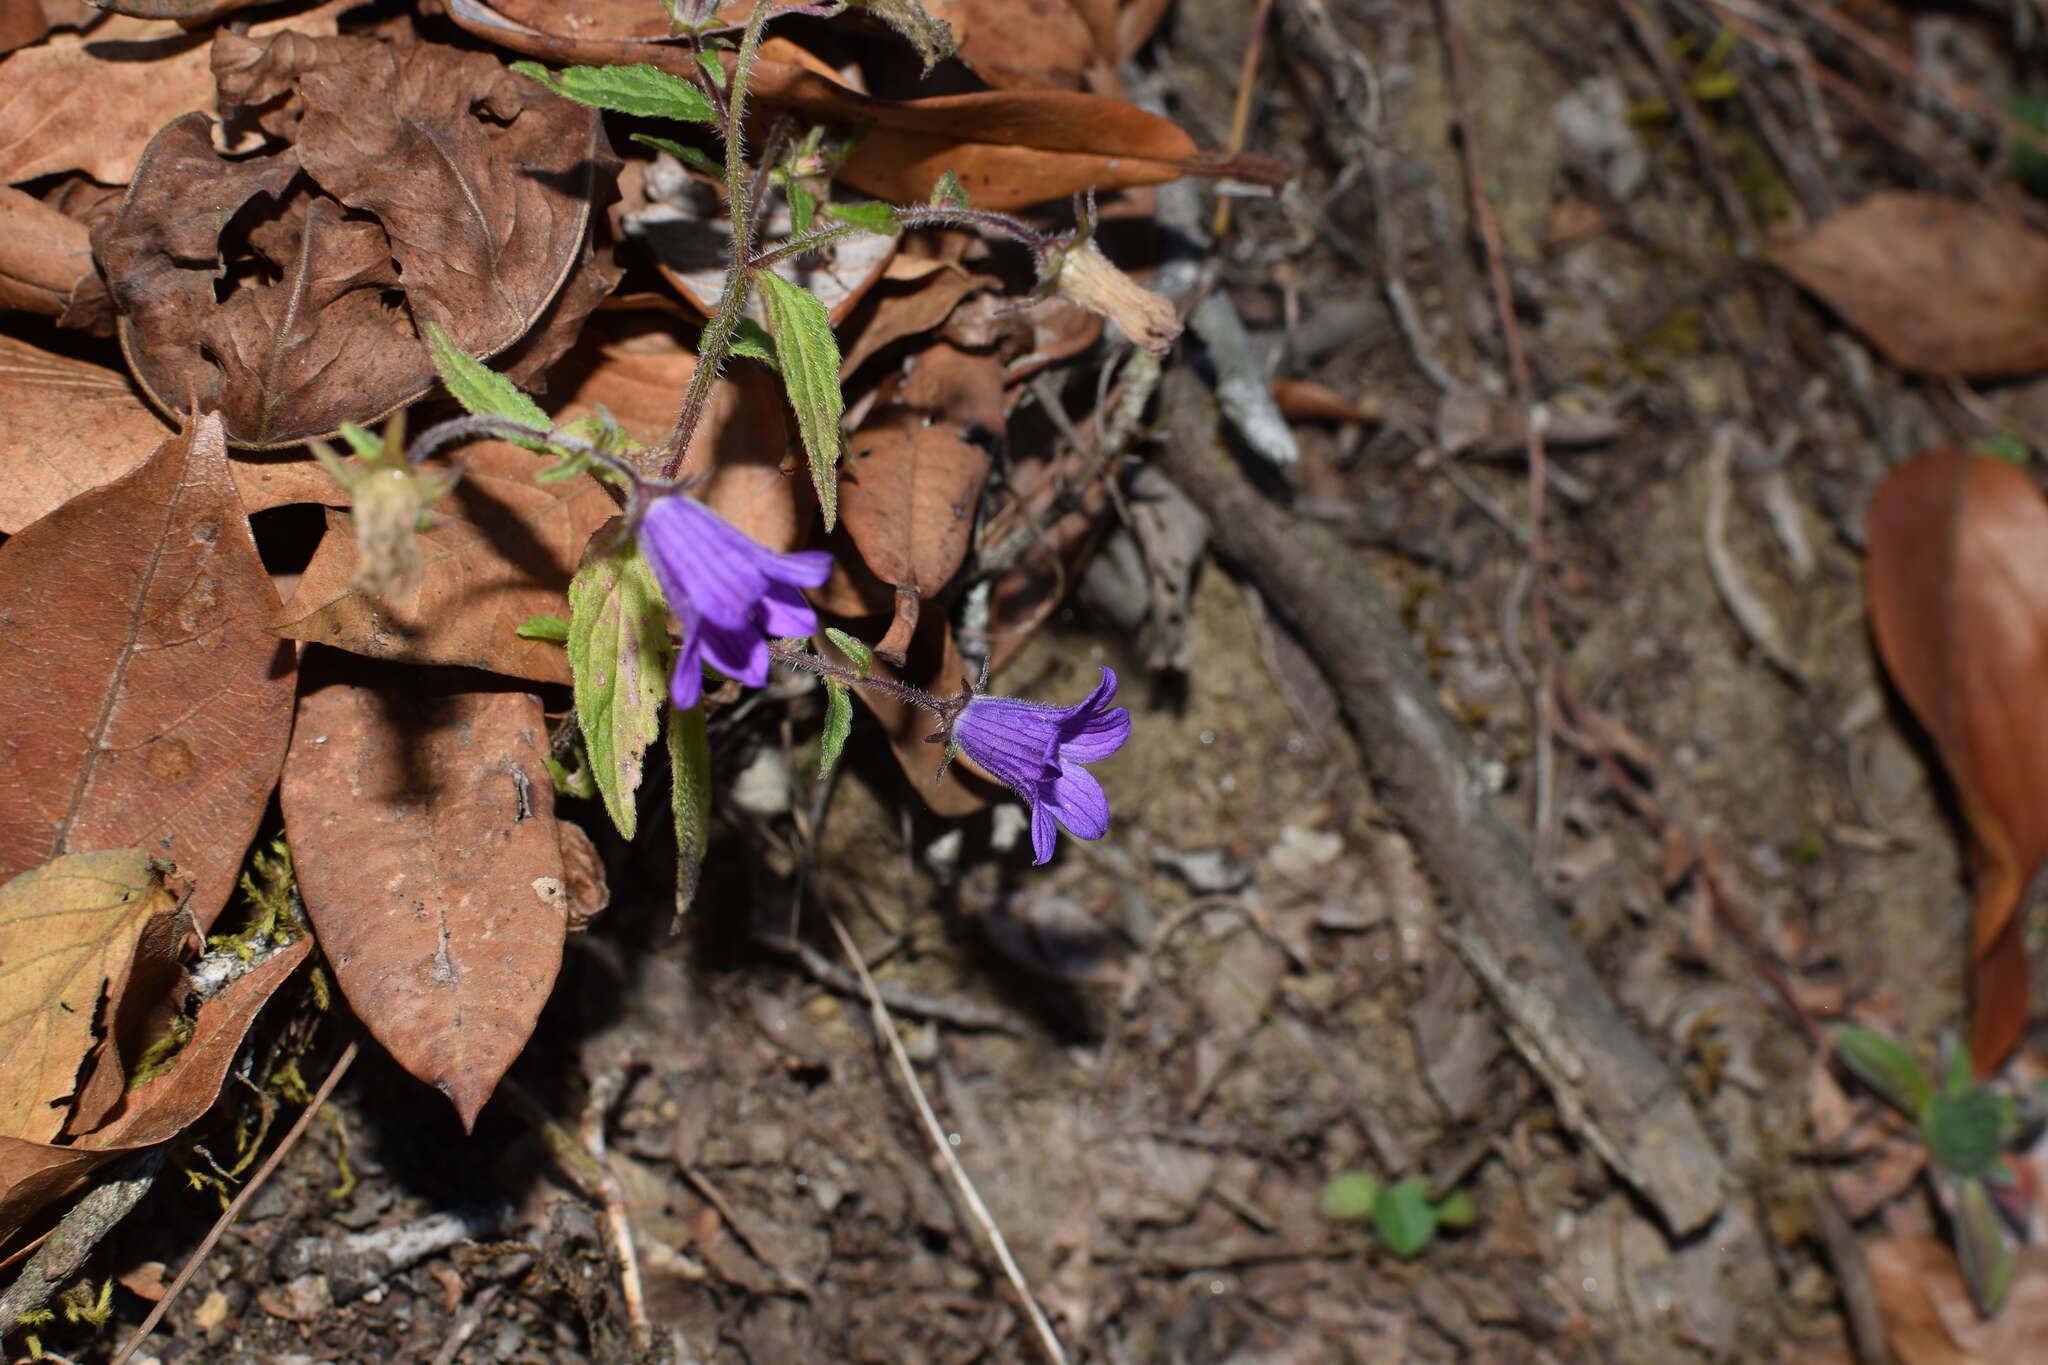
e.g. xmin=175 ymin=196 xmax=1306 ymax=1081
xmin=637 ymin=494 xmax=834 ymax=709
xmin=952 ymin=666 xmax=1132 ymax=864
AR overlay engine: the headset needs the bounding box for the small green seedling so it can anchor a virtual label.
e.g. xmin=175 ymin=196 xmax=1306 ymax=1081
xmin=1319 ymin=1172 xmax=1476 ymax=1260
xmin=1833 ymin=1025 xmax=2028 ymax=1316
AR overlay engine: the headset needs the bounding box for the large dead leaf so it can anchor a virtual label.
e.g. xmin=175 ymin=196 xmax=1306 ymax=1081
xmin=838 ymin=252 xmax=1000 ymax=379
xmin=442 ymin=13 xmax=1277 ymax=210
xmin=0 ymin=413 xmax=296 ymax=932
xmin=1777 ymin=193 xmax=2048 ymax=379
xmin=1866 ymin=450 xmax=2048 ymax=1071
xmin=923 ymin=0 xmax=1100 ymax=90
xmin=0 ymin=185 xmax=92 ymax=316
xmin=0 ymin=8 xmax=347 ymax=189
xmin=280 ymin=657 xmax=568 ymax=1129
xmin=1868 ymin=1236 xmax=2048 ymax=1365
xmin=96 ymin=29 xmax=611 ymax=447
xmin=0 ymin=934 xmax=309 ymax=1261
xmin=270 ymin=445 xmax=619 ymax=685
xmin=0 ymin=853 xmax=187 ymax=1145
xmin=839 ymin=416 xmax=989 ymax=659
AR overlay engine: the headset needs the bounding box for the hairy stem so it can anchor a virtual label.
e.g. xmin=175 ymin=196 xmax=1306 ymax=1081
xmin=405 ymin=415 xmax=657 ymax=500
xmin=749 ymin=222 xmax=868 ymax=269
xmin=765 ymin=641 xmax=950 ymax=715
xmin=658 ymin=0 xmax=776 ymax=481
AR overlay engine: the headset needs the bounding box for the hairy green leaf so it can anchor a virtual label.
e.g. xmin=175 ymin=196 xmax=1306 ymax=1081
xmin=827 ymin=200 xmax=900 ymax=235
xmin=1954 ymin=1174 xmax=2015 ymax=1317
xmin=696 ymin=49 xmax=728 ymax=88
xmin=1373 ymin=1178 xmax=1437 ymax=1259
xmin=1834 ymin=1025 xmax=1934 ymax=1118
xmin=668 ymin=703 xmax=711 ymax=924
xmin=425 ymin=321 xmax=549 ymax=448
xmin=846 ymin=0 xmax=957 ymax=71
xmin=517 ymin=615 xmax=570 ymax=643
xmin=511 ymin=61 xmax=716 ymax=123
xmin=786 ymin=178 xmax=817 ymax=237
xmin=819 ymin=681 xmax=853 ymax=782
xmin=1317 ymin=1172 xmax=1380 ymax=1222
xmin=631 ymin=132 xmax=725 ymax=180
xmin=930 ymin=168 xmax=971 ymax=209
xmin=721 ymin=317 xmax=779 ymax=371
xmin=568 ymin=536 xmax=670 ymax=841
xmin=824 ymin=628 xmax=874 ymax=677
xmin=753 ymin=268 xmax=845 ymax=529
xmin=1926 ymin=1086 xmax=2012 ymax=1178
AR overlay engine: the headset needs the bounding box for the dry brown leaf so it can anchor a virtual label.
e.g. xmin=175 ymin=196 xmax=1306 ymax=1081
xmin=271 ymin=445 xmax=617 ymax=685
xmin=1272 ymin=377 xmax=1383 ymax=425
xmin=840 ymin=418 xmax=989 ymax=603
xmin=0 ymin=934 xmax=310 ymax=1262
xmin=1868 ymin=1236 xmax=2048 ymax=1365
xmin=0 ymin=185 xmax=91 ymax=316
xmin=636 ymin=193 xmax=898 ymax=326
xmin=941 ymin=290 xmax=1102 ymax=381
xmin=838 ymin=264 xmax=1000 ymax=379
xmin=0 ymin=852 xmax=188 ymax=1145
xmin=281 ymin=657 xmax=568 ymax=1129
xmin=98 ymin=30 xmax=611 ymax=447
xmin=0 ymin=413 xmax=296 ymax=932
xmin=1777 ymin=192 xmax=2048 ymax=379
xmin=1866 ymin=449 xmax=2048 ymax=1071
xmin=923 ymin=0 xmax=1099 ymax=90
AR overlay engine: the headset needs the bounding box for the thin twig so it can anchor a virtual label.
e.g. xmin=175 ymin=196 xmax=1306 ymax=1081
xmin=578 ymin=1069 xmax=649 ymax=1346
xmin=0 ymin=1151 xmax=163 ymax=1331
xmin=1613 ymin=0 xmax=1757 ymax=257
xmin=1211 ymin=0 xmax=1277 ymax=241
xmin=1434 ymin=0 xmax=1559 ymax=880
xmin=824 ymin=912 xmax=1068 ymax=1365
xmin=109 ymin=1041 xmax=360 ymax=1365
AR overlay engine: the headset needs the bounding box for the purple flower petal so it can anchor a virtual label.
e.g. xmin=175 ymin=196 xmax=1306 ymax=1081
xmin=1059 ymin=707 xmax=1130 ymax=763
xmin=696 ymin=613 xmax=772 ymax=689
xmin=1044 ymin=763 xmax=1109 ymax=841
xmin=668 ymin=628 xmax=705 ymax=709
xmin=1029 ymin=802 xmax=1058 ymax=865
xmin=758 ymin=580 xmax=820 ymax=639
xmin=951 ymin=666 xmax=1131 ymax=863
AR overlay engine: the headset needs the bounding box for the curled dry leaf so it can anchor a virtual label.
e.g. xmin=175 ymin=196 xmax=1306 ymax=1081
xmin=838 ymin=259 xmax=1001 ymax=379
xmin=271 ymin=445 xmax=619 ymax=686
xmin=1866 ymin=450 xmax=2048 ymax=1071
xmin=97 ymin=30 xmax=611 ymax=447
xmin=1776 ymin=192 xmax=2048 ymax=379
xmin=0 ymin=934 xmax=310 ymax=1261
xmin=0 ymin=413 xmax=296 ymax=932
xmin=0 ymin=185 xmax=92 ymax=316
xmin=0 ymin=852 xmax=189 ymax=1146
xmin=1868 ymin=1235 xmax=2048 ymax=1365
xmin=280 ymin=656 xmax=568 ymax=1130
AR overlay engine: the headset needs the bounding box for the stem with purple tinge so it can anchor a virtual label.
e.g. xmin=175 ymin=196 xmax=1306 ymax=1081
xmin=765 ymin=641 xmax=964 ymax=721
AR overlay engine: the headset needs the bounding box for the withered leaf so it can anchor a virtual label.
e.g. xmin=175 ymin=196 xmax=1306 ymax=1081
xmin=923 ymin=0 xmax=1100 ymax=90
xmin=1866 ymin=449 xmax=2048 ymax=1071
xmin=0 ymin=413 xmax=297 ymax=932
xmin=0 ymin=852 xmax=187 ymax=1145
xmin=271 ymin=444 xmax=618 ymax=685
xmin=637 ymin=196 xmax=898 ymax=326
xmin=839 ymin=263 xmax=1000 ymax=379
xmin=280 ymin=657 xmax=568 ymax=1130
xmin=839 ymin=416 xmax=988 ymax=613
xmin=1868 ymin=1235 xmax=2048 ymax=1365
xmin=0 ymin=334 xmax=173 ymax=533
xmin=0 ymin=185 xmax=92 ymax=316
xmin=0 ymin=935 xmax=309 ymax=1261
xmin=1777 ymin=192 xmax=2048 ymax=379
xmin=100 ymin=29 xmax=611 ymax=448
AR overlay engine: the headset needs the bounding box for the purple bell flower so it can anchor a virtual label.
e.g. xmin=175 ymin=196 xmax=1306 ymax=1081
xmin=951 ymin=666 xmax=1132 ymax=864
xmin=637 ymin=494 xmax=834 ymax=709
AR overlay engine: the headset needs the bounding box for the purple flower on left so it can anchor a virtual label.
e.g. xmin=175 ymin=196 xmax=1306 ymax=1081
xmin=637 ymin=494 xmax=834 ymax=709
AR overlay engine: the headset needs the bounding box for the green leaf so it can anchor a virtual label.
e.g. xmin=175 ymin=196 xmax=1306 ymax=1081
xmin=845 ymin=0 xmax=958 ymax=72
xmin=724 ymin=317 xmax=779 ymax=370
xmin=1372 ymin=1178 xmax=1437 ymax=1259
xmin=1833 ymin=1025 xmax=1934 ymax=1119
xmin=826 ymin=200 xmax=900 ymax=235
xmin=786 ymin=178 xmax=817 ymax=237
xmin=568 ymin=537 xmax=671 ymax=841
xmin=335 ymin=421 xmax=384 ymax=460
xmin=696 ymin=49 xmax=728 ymax=89
xmin=820 ymin=681 xmax=853 ymax=781
xmin=824 ymin=627 xmax=874 ymax=677
xmin=668 ymin=702 xmax=712 ymax=924
xmin=1434 ymin=1189 xmax=1477 ymax=1230
xmin=1953 ymin=1174 xmax=2015 ymax=1317
xmin=424 ymin=321 xmax=549 ymax=447
xmin=1977 ymin=431 xmax=2032 ymax=466
xmin=929 ymin=168 xmax=971 ymax=208
xmin=1926 ymin=1086 xmax=2011 ymax=1178
xmin=752 ymin=268 xmax=845 ymax=529
xmin=631 ymin=132 xmax=725 ymax=180
xmin=2008 ymin=95 xmax=2048 ymax=197
xmin=516 ymin=615 xmax=571 ymax=643
xmin=1317 ymin=1172 xmax=1380 ymax=1222
xmin=510 ymin=61 xmax=716 ymax=123
xmin=545 ymin=752 xmax=598 ymax=801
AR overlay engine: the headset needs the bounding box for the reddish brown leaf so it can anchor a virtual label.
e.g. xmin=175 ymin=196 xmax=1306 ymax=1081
xmin=1272 ymin=378 xmax=1383 ymax=425
xmin=280 ymin=657 xmax=568 ymax=1129
xmin=1776 ymin=193 xmax=2048 ymax=379
xmin=98 ymin=30 xmax=611 ymax=447
xmin=839 ymin=417 xmax=989 ymax=609
xmin=0 ymin=934 xmax=310 ymax=1261
xmin=0 ymin=185 xmax=91 ymax=316
xmin=838 ymin=259 xmax=1001 ymax=379
xmin=941 ymin=290 xmax=1102 ymax=381
xmin=924 ymin=0 xmax=1101 ymax=90
xmin=270 ymin=445 xmax=618 ymax=686
xmin=0 ymin=412 xmax=296 ymax=932
xmin=1866 ymin=450 xmax=2048 ymax=1070
xmin=1868 ymin=1235 xmax=2048 ymax=1365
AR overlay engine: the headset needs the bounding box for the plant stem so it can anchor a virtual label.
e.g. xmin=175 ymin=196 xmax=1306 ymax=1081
xmin=893 ymin=205 xmax=1051 ymax=251
xmin=765 ymin=641 xmax=949 ymax=715
xmin=750 ymin=222 xmax=868 ymax=269
xmin=658 ymin=0 xmax=775 ymax=482
xmin=405 ymin=415 xmax=657 ymax=500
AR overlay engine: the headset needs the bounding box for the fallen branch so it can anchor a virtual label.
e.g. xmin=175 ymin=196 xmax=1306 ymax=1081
xmin=1153 ymin=369 xmax=1727 ymax=1236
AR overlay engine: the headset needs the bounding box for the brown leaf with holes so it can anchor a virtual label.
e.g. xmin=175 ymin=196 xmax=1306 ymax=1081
xmin=443 ymin=16 xmax=1280 ymax=210
xmin=839 ymin=417 xmax=989 ymax=659
xmin=281 ymin=655 xmax=568 ymax=1129
xmin=1866 ymin=450 xmax=2048 ymax=1071
xmin=1868 ymin=1236 xmax=2048 ymax=1365
xmin=0 ymin=186 xmax=92 ymax=316
xmin=271 ymin=444 xmax=616 ymax=685
xmin=1777 ymin=193 xmax=2048 ymax=379
xmin=0 ymin=413 xmax=296 ymax=932
xmin=0 ymin=852 xmax=188 ymax=1145
xmin=97 ymin=29 xmax=612 ymax=447
xmin=0 ymin=933 xmax=310 ymax=1263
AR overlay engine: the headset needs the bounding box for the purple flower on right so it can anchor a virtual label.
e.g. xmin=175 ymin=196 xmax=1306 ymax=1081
xmin=951 ymin=666 xmax=1132 ymax=864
